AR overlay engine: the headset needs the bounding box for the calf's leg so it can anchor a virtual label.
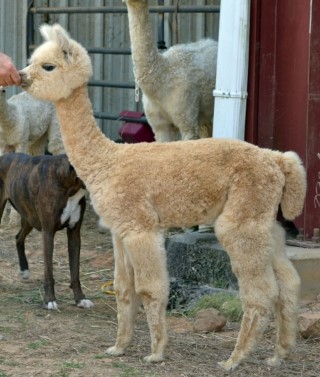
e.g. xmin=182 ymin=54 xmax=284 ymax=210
xmin=67 ymin=225 xmax=93 ymax=308
xmin=42 ymin=229 xmax=58 ymax=310
xmin=15 ymin=219 xmax=33 ymax=278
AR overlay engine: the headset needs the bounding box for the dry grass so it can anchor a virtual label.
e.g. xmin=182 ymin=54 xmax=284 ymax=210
xmin=0 ymin=204 xmax=319 ymax=377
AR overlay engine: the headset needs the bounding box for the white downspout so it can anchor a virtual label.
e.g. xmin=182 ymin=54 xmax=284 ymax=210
xmin=213 ymin=0 xmax=251 ymax=140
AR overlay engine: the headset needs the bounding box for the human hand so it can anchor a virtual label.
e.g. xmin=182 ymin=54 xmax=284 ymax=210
xmin=0 ymin=52 xmax=21 ymax=86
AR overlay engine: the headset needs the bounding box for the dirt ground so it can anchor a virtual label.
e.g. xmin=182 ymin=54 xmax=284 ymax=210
xmin=0 ymin=204 xmax=319 ymax=377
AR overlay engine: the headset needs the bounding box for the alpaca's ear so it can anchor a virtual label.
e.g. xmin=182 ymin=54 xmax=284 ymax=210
xmin=40 ymin=23 xmax=73 ymax=59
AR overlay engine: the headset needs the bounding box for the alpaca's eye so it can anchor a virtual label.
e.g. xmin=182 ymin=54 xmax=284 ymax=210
xmin=42 ymin=64 xmax=56 ymax=72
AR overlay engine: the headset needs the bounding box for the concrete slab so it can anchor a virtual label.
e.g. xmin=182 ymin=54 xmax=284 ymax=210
xmin=286 ymin=246 xmax=320 ymax=303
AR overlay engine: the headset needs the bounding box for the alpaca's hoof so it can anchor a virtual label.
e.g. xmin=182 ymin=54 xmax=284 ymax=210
xmin=218 ymin=359 xmax=239 ymax=371
xmin=43 ymin=301 xmax=59 ymax=310
xmin=77 ymin=299 xmax=94 ymax=308
xmin=106 ymin=346 xmax=125 ymax=356
xmin=144 ymin=353 xmax=164 ymax=363
xmin=266 ymin=356 xmax=282 ymax=367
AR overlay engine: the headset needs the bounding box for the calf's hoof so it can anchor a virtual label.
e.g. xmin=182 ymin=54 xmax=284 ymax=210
xmin=19 ymin=270 xmax=30 ymax=279
xmin=43 ymin=301 xmax=59 ymax=310
xmin=77 ymin=299 xmax=94 ymax=308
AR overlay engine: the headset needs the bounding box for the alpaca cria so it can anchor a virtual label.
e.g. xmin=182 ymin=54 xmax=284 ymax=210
xmin=0 ymin=152 xmax=93 ymax=310
xmin=19 ymin=24 xmax=306 ymax=371
xmin=0 ymin=86 xmax=64 ymax=155
xmin=123 ymin=0 xmax=218 ymax=141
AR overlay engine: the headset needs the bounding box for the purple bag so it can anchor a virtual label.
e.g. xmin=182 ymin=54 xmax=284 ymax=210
xmin=119 ymin=111 xmax=155 ymax=143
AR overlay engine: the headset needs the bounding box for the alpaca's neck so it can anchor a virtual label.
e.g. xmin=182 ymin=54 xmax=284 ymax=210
xmin=56 ymin=85 xmax=116 ymax=186
xmin=126 ymin=2 xmax=162 ymax=90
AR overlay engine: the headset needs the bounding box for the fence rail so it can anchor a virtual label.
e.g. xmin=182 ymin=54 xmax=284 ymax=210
xmin=29 ymin=6 xmax=220 ymax=14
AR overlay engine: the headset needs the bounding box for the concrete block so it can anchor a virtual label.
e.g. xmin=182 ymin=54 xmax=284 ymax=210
xmin=166 ymin=232 xmax=320 ymax=303
xmin=166 ymin=232 xmax=320 ymax=302
xmin=286 ymin=246 xmax=320 ymax=302
xmin=165 ymin=232 xmax=238 ymax=289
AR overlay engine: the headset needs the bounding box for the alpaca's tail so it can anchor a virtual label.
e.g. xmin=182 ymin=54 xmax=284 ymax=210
xmin=277 ymin=151 xmax=307 ymax=220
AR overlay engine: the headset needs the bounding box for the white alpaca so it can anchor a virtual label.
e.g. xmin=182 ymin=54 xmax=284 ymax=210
xmin=19 ymin=24 xmax=306 ymax=371
xmin=0 ymin=87 xmax=64 ymax=155
xmin=124 ymin=0 xmax=218 ymax=141
xmin=0 ymin=86 xmax=65 ymax=225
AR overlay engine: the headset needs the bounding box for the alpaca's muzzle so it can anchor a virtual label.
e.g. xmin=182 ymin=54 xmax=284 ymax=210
xmin=18 ymin=71 xmax=32 ymax=88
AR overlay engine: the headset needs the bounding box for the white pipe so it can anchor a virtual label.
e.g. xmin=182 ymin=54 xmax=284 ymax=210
xmin=213 ymin=0 xmax=251 ymax=140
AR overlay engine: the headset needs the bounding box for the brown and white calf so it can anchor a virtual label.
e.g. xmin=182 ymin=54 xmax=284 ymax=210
xmin=0 ymin=152 xmax=93 ymax=310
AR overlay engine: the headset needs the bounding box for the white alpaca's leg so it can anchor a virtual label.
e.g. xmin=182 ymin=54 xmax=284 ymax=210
xmin=8 ymin=207 xmax=21 ymax=227
xmin=173 ymin=106 xmax=200 ymax=140
xmin=28 ymin=132 xmax=47 ymax=156
xmin=267 ymin=222 xmax=300 ymax=366
xmin=143 ymin=101 xmax=176 ymax=142
xmin=199 ymin=122 xmax=212 ymax=138
xmin=179 ymin=123 xmax=199 ymax=140
xmin=106 ymin=232 xmax=140 ymax=356
xmin=152 ymin=123 xmax=176 ymax=142
xmin=123 ymin=232 xmax=169 ymax=362
xmin=1 ymin=202 xmax=11 ymax=224
xmin=47 ymin=117 xmax=65 ymax=154
xmin=215 ymin=217 xmax=279 ymax=371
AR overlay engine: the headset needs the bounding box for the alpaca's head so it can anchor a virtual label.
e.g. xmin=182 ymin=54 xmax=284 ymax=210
xmin=19 ymin=24 xmax=93 ymax=102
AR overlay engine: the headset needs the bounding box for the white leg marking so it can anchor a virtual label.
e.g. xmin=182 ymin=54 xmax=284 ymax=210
xmin=19 ymin=270 xmax=30 ymax=279
xmin=77 ymin=299 xmax=94 ymax=308
xmin=44 ymin=301 xmax=59 ymax=310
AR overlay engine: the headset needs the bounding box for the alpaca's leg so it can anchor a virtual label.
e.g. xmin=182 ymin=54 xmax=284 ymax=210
xmin=143 ymin=100 xmax=177 ymax=142
xmin=199 ymin=122 xmax=212 ymax=138
xmin=122 ymin=232 xmax=169 ymax=362
xmin=215 ymin=217 xmax=279 ymax=371
xmin=106 ymin=232 xmax=140 ymax=356
xmin=28 ymin=132 xmax=47 ymax=156
xmin=179 ymin=122 xmax=199 ymax=140
xmin=152 ymin=123 xmax=177 ymax=142
xmin=47 ymin=117 xmax=65 ymax=154
xmin=8 ymin=206 xmax=21 ymax=227
xmin=267 ymin=222 xmax=300 ymax=366
xmin=173 ymin=102 xmax=200 ymax=140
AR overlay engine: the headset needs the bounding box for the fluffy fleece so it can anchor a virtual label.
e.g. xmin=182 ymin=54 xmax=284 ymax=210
xmin=0 ymin=86 xmax=64 ymax=155
xmin=19 ymin=24 xmax=307 ymax=371
xmin=123 ymin=0 xmax=218 ymax=141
